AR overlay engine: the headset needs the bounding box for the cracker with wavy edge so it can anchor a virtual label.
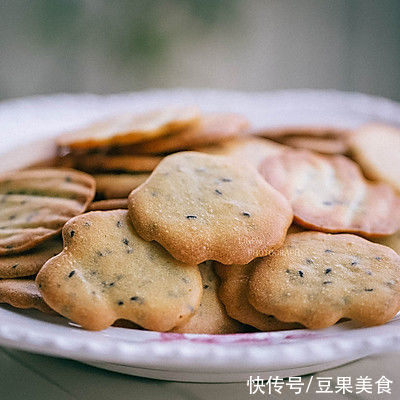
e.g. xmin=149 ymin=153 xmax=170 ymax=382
xmin=172 ymin=262 xmax=246 ymax=334
xmin=129 ymin=152 xmax=293 ymax=265
xmin=0 ymin=168 xmax=95 ymax=255
xmin=94 ymin=173 xmax=150 ymax=199
xmin=197 ymin=137 xmax=284 ymax=170
xmin=0 ymin=236 xmax=62 ymax=278
xmin=350 ymin=124 xmax=400 ymax=194
xmin=126 ymin=113 xmax=249 ymax=154
xmin=215 ymin=262 xmax=301 ymax=331
xmin=36 ymin=210 xmax=202 ymax=331
xmin=57 ymin=106 xmax=201 ymax=150
xmin=248 ymin=232 xmax=400 ymax=329
xmin=260 ymin=149 xmax=400 ymax=237
xmin=0 ymin=279 xmax=55 ymax=314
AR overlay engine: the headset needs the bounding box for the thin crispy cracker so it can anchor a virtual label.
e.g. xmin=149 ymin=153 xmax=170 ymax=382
xmin=57 ymin=106 xmax=201 ymax=150
xmin=0 ymin=236 xmax=62 ymax=278
xmin=260 ymin=149 xmax=400 ymax=237
xmin=126 ymin=113 xmax=249 ymax=154
xmin=350 ymin=124 xmax=400 ymax=194
xmin=255 ymin=125 xmax=349 ymax=139
xmin=216 ymin=262 xmax=301 ymax=331
xmin=280 ymin=136 xmax=349 ymax=155
xmin=0 ymin=279 xmax=55 ymax=314
xmin=70 ymin=154 xmax=162 ymax=173
xmin=88 ymin=199 xmax=128 ymax=211
xmin=197 ymin=137 xmax=284 ymax=170
xmin=0 ymin=168 xmax=95 ymax=255
xmin=94 ymin=173 xmax=149 ymax=199
xmin=172 ymin=262 xmax=246 ymax=334
xmin=248 ymin=232 xmax=400 ymax=329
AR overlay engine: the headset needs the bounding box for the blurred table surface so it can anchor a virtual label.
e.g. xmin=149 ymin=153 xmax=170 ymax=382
xmin=0 ymin=347 xmax=399 ymax=400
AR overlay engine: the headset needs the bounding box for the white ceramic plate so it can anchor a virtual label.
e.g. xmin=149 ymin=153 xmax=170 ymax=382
xmin=1 ymin=89 xmax=400 ymax=382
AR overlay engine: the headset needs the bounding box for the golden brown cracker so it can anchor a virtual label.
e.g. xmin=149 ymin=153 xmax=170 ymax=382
xmin=216 ymin=262 xmax=300 ymax=331
xmin=171 ymin=262 xmax=246 ymax=334
xmin=94 ymin=173 xmax=150 ymax=199
xmin=57 ymin=106 xmax=201 ymax=150
xmin=71 ymin=154 xmax=162 ymax=173
xmin=88 ymin=199 xmax=128 ymax=211
xmin=255 ymin=125 xmax=349 ymax=139
xmin=126 ymin=113 xmax=249 ymax=154
xmin=0 ymin=237 xmax=62 ymax=278
xmin=0 ymin=279 xmax=55 ymax=314
xmin=129 ymin=152 xmax=293 ymax=265
xmin=0 ymin=168 xmax=95 ymax=255
xmin=37 ymin=210 xmax=202 ymax=331
xmin=248 ymin=232 xmax=400 ymax=329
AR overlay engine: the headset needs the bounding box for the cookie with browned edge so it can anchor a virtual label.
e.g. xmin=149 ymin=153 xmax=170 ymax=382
xmin=172 ymin=262 xmax=246 ymax=334
xmin=0 ymin=236 xmax=62 ymax=278
xmin=260 ymin=149 xmax=400 ymax=237
xmin=248 ymin=232 xmax=400 ymax=329
xmin=216 ymin=262 xmax=300 ymax=331
xmin=0 ymin=168 xmax=95 ymax=255
xmin=129 ymin=152 xmax=293 ymax=265
xmin=0 ymin=279 xmax=55 ymax=314
xmin=37 ymin=210 xmax=202 ymax=331
xmin=57 ymin=106 xmax=201 ymax=150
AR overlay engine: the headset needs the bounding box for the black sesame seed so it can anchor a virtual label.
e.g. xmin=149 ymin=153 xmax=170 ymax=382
xmin=203 ymin=284 xmax=209 ymax=289
xmin=306 ymin=259 xmax=313 ymax=264
xmin=116 ymin=221 xmax=122 ymax=228
xmin=215 ymin=189 xmax=222 ymax=195
xmin=130 ymin=296 xmax=144 ymax=304
xmin=364 ymin=288 xmax=374 ymax=292
xmin=70 ymin=230 xmax=75 ymax=238
xmin=109 ymin=282 xmax=115 ymax=287
xmin=221 ymin=178 xmax=232 ymax=182
xmin=325 ymin=268 xmax=332 ymax=274
xmin=6 ymin=245 xmax=13 ymax=249
xmin=242 ymin=212 xmax=251 ymax=217
xmin=122 ymin=238 xmax=129 ymax=245
xmin=186 ymin=215 xmax=197 ymax=219
xmin=298 ymin=270 xmax=304 ymax=277
xmin=84 ymin=221 xmax=91 ymax=227
xmin=375 ymin=256 xmax=382 ymax=261
xmin=351 ymin=261 xmax=358 ymax=266
xmin=118 ymin=301 xmax=124 ymax=306
xmin=96 ymin=251 xmax=104 ymax=257
xmin=323 ymin=281 xmax=332 ymax=285
xmin=325 ymin=249 xmax=334 ymax=254
xmin=68 ymin=270 xmax=75 ymax=278
xmin=11 ymin=264 xmax=18 ymax=269
xmin=286 ymin=269 xmax=290 ymax=273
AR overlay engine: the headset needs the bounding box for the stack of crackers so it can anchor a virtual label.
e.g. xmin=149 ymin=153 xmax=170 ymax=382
xmin=1 ymin=106 xmax=400 ymax=334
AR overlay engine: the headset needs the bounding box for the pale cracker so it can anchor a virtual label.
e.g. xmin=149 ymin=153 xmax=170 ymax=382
xmin=57 ymin=106 xmax=201 ymax=149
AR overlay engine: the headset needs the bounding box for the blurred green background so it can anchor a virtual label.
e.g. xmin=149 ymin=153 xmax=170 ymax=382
xmin=0 ymin=0 xmax=399 ymax=101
